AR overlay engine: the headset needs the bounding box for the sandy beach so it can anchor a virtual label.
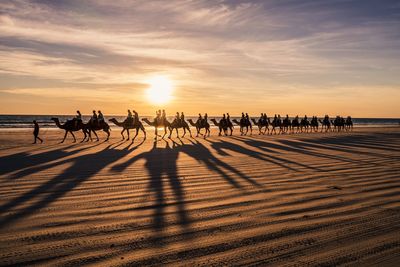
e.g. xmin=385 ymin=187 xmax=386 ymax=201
xmin=0 ymin=127 xmax=399 ymax=266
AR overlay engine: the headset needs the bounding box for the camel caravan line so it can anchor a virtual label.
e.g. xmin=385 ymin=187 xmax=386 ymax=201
xmin=50 ymin=109 xmax=353 ymax=143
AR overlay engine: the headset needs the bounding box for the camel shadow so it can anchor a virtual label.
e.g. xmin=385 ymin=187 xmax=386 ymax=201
xmin=111 ymin=140 xmax=190 ymax=246
xmin=208 ymin=137 xmax=320 ymax=172
xmin=0 ymin=144 xmax=138 ymax=229
xmin=0 ymin=144 xmax=99 ymax=178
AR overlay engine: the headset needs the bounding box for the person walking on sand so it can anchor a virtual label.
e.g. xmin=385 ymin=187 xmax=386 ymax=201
xmin=33 ymin=120 xmax=43 ymax=144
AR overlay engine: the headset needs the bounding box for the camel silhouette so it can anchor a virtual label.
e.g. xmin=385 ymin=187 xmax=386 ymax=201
xmin=109 ymin=118 xmax=146 ymax=143
xmin=51 ymin=117 xmax=89 ymax=143
xmin=211 ymin=118 xmax=232 ymax=136
xmin=142 ymin=117 xmax=192 ymax=139
xmin=187 ymin=119 xmax=210 ymax=138
xmin=251 ymin=118 xmax=269 ymax=135
xmin=85 ymin=120 xmax=111 ymax=142
xmin=232 ymin=119 xmax=252 ymax=136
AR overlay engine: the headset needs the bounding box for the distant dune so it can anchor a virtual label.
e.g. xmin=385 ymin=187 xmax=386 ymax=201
xmin=0 ymin=127 xmax=399 ymax=265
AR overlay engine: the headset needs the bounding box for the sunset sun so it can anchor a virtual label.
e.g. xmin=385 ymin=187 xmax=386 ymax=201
xmin=146 ymin=76 xmax=173 ymax=104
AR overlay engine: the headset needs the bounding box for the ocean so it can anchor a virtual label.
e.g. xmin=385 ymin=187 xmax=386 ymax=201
xmin=0 ymin=115 xmax=399 ymax=130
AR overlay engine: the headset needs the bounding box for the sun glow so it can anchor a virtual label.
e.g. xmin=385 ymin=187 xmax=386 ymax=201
xmin=146 ymin=76 xmax=174 ymax=104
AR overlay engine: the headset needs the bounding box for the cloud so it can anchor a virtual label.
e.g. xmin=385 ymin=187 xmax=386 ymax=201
xmin=0 ymin=0 xmax=399 ymax=116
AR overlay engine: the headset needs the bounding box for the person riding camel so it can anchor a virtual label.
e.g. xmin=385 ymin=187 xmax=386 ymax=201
xmin=98 ymin=110 xmax=104 ymax=125
xmin=155 ymin=110 xmax=161 ymax=124
xmin=126 ymin=110 xmax=133 ymax=125
xmin=221 ymin=113 xmax=227 ymax=126
xmin=91 ymin=110 xmax=98 ymax=126
xmin=245 ymin=113 xmax=250 ymax=124
xmin=204 ymin=113 xmax=208 ymax=126
xmin=132 ymin=110 xmax=139 ymax=124
xmin=75 ymin=110 xmax=82 ymax=128
xmin=198 ymin=113 xmax=203 ymax=126
xmin=175 ymin=112 xmax=180 ymax=124
xmin=161 ymin=110 xmax=166 ymax=124
xmin=227 ymin=113 xmax=231 ymax=125
xmin=180 ymin=112 xmax=185 ymax=125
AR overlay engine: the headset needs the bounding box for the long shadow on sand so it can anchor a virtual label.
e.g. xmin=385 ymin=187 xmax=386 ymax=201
xmin=0 ymin=141 xmax=144 ymax=229
xmin=0 ymin=143 xmax=99 ymax=177
xmin=111 ymin=140 xmax=190 ymax=246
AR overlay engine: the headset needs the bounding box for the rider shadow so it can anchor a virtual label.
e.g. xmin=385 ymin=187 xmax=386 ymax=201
xmin=0 ymin=145 xmax=134 ymax=229
xmin=111 ymin=140 xmax=191 ymax=246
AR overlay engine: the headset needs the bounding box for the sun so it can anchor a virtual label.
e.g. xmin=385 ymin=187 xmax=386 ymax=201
xmin=146 ymin=76 xmax=173 ymax=104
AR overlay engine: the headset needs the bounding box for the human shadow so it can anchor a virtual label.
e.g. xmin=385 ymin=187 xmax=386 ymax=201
xmin=111 ymin=140 xmax=190 ymax=246
xmin=0 ymin=144 xmax=141 ymax=229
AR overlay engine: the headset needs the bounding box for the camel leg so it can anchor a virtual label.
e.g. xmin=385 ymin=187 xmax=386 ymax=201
xmin=141 ymin=125 xmax=146 ymax=140
xmin=188 ymin=127 xmax=192 ymax=138
xmin=163 ymin=127 xmax=168 ymax=139
xmin=92 ymin=130 xmax=99 ymax=141
xmin=70 ymin=131 xmax=76 ymax=143
xmin=104 ymin=129 xmax=110 ymax=141
xmin=120 ymin=129 xmax=125 ymax=140
xmin=181 ymin=128 xmax=185 ymax=138
xmin=61 ymin=131 xmax=68 ymax=143
xmin=81 ymin=130 xmax=86 ymax=142
xmin=132 ymin=128 xmax=139 ymax=143
xmin=154 ymin=127 xmax=158 ymax=140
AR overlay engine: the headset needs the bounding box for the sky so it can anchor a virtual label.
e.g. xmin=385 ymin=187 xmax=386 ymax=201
xmin=0 ymin=0 xmax=400 ymax=117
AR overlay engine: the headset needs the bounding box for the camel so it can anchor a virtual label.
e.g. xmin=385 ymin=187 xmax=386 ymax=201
xmin=232 ymin=118 xmax=252 ymax=135
xmin=251 ymin=118 xmax=269 ymax=135
xmin=291 ymin=117 xmax=301 ymax=133
xmin=168 ymin=118 xmax=192 ymax=138
xmin=332 ymin=117 xmax=345 ymax=132
xmin=51 ymin=118 xmax=89 ymax=143
xmin=319 ymin=118 xmax=331 ymax=132
xmin=142 ymin=117 xmax=169 ymax=139
xmin=300 ymin=117 xmax=310 ymax=133
xmin=345 ymin=116 xmax=353 ymax=131
xmin=142 ymin=117 xmax=191 ymax=139
xmin=282 ymin=117 xmax=292 ymax=134
xmin=211 ymin=118 xmax=231 ymax=136
xmin=310 ymin=116 xmax=319 ymax=132
xmin=109 ymin=118 xmax=146 ymax=143
xmin=85 ymin=120 xmax=111 ymax=142
xmin=270 ymin=117 xmax=282 ymax=135
xmin=187 ymin=119 xmax=210 ymax=138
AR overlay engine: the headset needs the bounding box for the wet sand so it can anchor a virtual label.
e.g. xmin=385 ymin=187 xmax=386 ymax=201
xmin=0 ymin=127 xmax=399 ymax=266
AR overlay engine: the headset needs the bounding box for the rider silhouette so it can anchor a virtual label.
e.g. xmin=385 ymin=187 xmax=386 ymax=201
xmin=91 ymin=110 xmax=98 ymax=125
xmin=180 ymin=112 xmax=185 ymax=124
xmin=98 ymin=110 xmax=104 ymax=124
